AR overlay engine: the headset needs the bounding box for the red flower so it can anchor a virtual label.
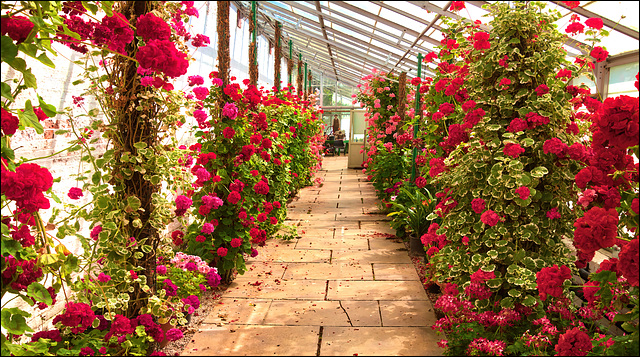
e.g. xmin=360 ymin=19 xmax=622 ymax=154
xmin=547 ymin=207 xmax=562 ymax=220
xmin=269 ymin=217 xmax=278 ymax=225
xmin=33 ymin=107 xmax=50 ymax=121
xmin=52 ymin=302 xmax=96 ymax=334
xmin=594 ymin=95 xmax=639 ymax=150
xmin=556 ymin=69 xmax=573 ymax=81
xmin=536 ymin=265 xmax=571 ymax=301
xmin=411 ymin=77 xmax=421 ymax=86
xmin=136 ymin=13 xmax=171 ymax=41
xmin=217 ymin=247 xmax=228 ymax=257
xmin=498 ymin=55 xmax=508 ymax=68
xmin=535 ymin=84 xmax=549 ymax=96
xmin=450 ymin=1 xmax=465 ymax=11
xmin=554 ymin=327 xmax=592 ymax=356
xmin=471 ymin=198 xmax=486 ymax=214
xmin=191 ymin=34 xmax=210 ymax=47
xmin=2 ymin=16 xmax=34 ymax=44
xmin=68 ymin=187 xmax=83 ymax=200
xmin=2 ymin=108 xmax=20 ymax=136
xmin=573 ymin=206 xmax=618 ymax=256
xmin=590 ymin=46 xmax=608 ymax=63
xmin=93 ymin=13 xmax=134 ymax=55
xmin=618 ymin=239 xmax=638 ymax=286
xmin=565 ymin=22 xmax=585 ymax=34
xmin=561 ymin=1 xmax=580 ymax=9
xmin=566 ymin=121 xmax=579 ymax=135
xmin=439 ymin=102 xmax=455 ymax=116
xmin=543 ymin=138 xmax=568 ymax=157
xmin=461 ymin=100 xmax=476 ymax=113
xmin=222 ymin=127 xmax=235 ymax=139
xmin=585 ymin=17 xmax=603 ymax=30
xmin=415 ymin=176 xmax=427 ymax=188
xmin=136 ymin=40 xmax=188 ymax=78
xmin=506 ymin=118 xmax=528 ymax=133
xmin=480 ymin=210 xmax=500 ymax=226
xmin=227 ymin=191 xmax=241 ymax=204
xmin=473 ymin=32 xmax=490 ymax=50
xmin=498 ymin=78 xmax=511 ymax=88
xmin=423 ymin=52 xmax=438 ymax=63
xmin=254 ymin=181 xmax=270 ymax=195
xmin=503 ymin=143 xmax=525 ymax=158
xmin=514 ymin=186 xmax=530 ymax=200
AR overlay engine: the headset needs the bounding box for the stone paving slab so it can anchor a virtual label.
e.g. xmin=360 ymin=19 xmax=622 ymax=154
xmin=262 ymin=300 xmax=380 ymax=326
xmin=332 ymin=249 xmax=413 ymax=264
xmin=295 ymin=237 xmax=369 ymax=250
xmin=182 ymin=326 xmax=320 ymax=356
xmin=240 ymin=261 xmax=288 ymax=280
xmin=373 ymin=263 xmax=420 ymax=281
xmin=369 ymin=237 xmax=405 ymax=250
xmin=378 ymin=300 xmax=438 ymax=327
xmin=246 ymin=248 xmax=331 ymax=263
xmin=226 ymin=279 xmax=327 ymax=300
xmin=203 ymin=298 xmax=272 ymax=325
xmin=283 ymin=262 xmax=373 ymax=280
xmin=326 ymin=280 xmax=428 ymax=301
xmin=319 ymin=327 xmax=442 ymax=356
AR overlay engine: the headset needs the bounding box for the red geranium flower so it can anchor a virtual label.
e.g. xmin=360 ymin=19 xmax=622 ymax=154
xmin=565 ymin=22 xmax=585 ymax=34
xmin=503 ymin=143 xmax=525 ymax=158
xmin=590 ymin=46 xmax=608 ymax=63
xmin=450 ymin=1 xmax=465 ymax=11
xmin=535 ymin=84 xmax=549 ymax=96
xmin=585 ymin=17 xmax=603 ymax=30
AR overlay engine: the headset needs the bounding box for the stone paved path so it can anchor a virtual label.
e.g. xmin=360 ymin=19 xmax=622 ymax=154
xmin=183 ymin=156 xmax=442 ymax=356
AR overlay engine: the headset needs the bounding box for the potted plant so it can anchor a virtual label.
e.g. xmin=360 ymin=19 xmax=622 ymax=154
xmin=388 ymin=185 xmax=437 ymax=256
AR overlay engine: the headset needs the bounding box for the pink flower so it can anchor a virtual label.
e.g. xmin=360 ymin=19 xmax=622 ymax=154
xmin=90 ymin=225 xmax=102 ymax=241
xmin=515 ymin=186 xmax=530 ymax=200
xmin=165 ymin=328 xmax=183 ymax=341
xmin=192 ymin=86 xmax=209 ymax=100
xmin=68 ymin=187 xmax=83 ymax=200
xmin=188 ymin=75 xmax=204 ymax=86
xmin=156 ymin=265 xmax=167 ymax=275
xmin=201 ymin=223 xmax=215 ymax=234
xmin=222 ymin=102 xmax=238 ymax=119
xmin=462 ymin=236 xmax=469 ymax=245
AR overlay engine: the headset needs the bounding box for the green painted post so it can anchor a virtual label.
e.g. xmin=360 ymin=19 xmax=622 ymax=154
xmin=304 ymin=62 xmax=308 ymax=95
xmin=411 ymin=53 xmax=423 ymax=183
xmin=251 ymin=1 xmax=257 ymax=65
xmin=288 ymin=40 xmax=293 ymax=89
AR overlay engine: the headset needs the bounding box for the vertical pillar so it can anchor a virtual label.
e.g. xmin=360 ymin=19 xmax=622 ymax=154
xmin=249 ymin=1 xmax=258 ymax=86
xmin=297 ymin=53 xmax=303 ymax=98
xmin=304 ymin=62 xmax=308 ymax=101
xmin=410 ymin=53 xmax=423 ymax=183
xmin=217 ymin=1 xmax=230 ymax=88
xmin=274 ymin=22 xmax=281 ymax=91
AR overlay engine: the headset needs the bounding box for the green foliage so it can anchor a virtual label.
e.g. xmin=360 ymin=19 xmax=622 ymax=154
xmin=388 ymin=185 xmax=436 ymax=238
xmin=430 ymin=1 xmax=584 ymax=307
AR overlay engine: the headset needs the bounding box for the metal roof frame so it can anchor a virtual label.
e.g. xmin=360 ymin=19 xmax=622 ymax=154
xmin=232 ymin=1 xmax=638 ymax=90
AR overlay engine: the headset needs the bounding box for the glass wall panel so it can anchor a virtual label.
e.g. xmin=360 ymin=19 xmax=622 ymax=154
xmin=608 ymin=62 xmax=639 ymax=98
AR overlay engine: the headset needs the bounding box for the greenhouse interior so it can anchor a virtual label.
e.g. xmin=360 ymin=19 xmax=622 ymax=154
xmin=1 ymin=1 xmax=639 ymax=356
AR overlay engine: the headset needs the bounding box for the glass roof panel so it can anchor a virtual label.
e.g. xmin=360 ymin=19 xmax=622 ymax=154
xmin=391 ymin=1 xmax=437 ymax=23
xmin=329 ymin=2 xmax=376 ymax=26
xmin=375 ymin=22 xmax=402 ymax=37
xmin=379 ymin=7 xmax=425 ymax=31
xmin=583 ymin=1 xmax=639 ymax=31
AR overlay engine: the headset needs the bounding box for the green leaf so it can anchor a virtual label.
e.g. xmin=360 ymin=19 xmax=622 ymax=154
xmin=92 ymin=171 xmax=101 ymax=185
xmin=487 ymin=124 xmax=501 ymax=131
xmin=126 ymin=196 xmax=141 ymax=211
xmin=522 ymin=138 xmax=534 ymax=147
xmin=508 ymin=289 xmax=521 ymax=297
xmin=27 ymin=283 xmax=53 ymax=306
xmin=1 ymin=308 xmax=33 ymax=335
xmin=500 ymin=297 xmax=514 ymax=308
xmin=530 ymin=166 xmax=549 ymax=178
xmin=103 ymin=222 xmax=118 ymax=230
xmin=133 ymin=142 xmax=148 ymax=149
xmin=37 ymin=95 xmax=57 ymax=117
xmin=521 ymin=294 xmax=537 ymax=307
xmin=1 ymin=82 xmax=14 ymax=101
xmin=36 ymin=53 xmax=55 ymax=68
xmin=1 ymin=36 xmax=18 ymax=62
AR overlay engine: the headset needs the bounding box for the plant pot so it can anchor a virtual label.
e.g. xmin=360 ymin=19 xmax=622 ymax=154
xmin=409 ymin=235 xmax=425 ymax=257
xmin=185 ymin=313 xmax=192 ymax=324
xmin=158 ymin=320 xmax=174 ymax=349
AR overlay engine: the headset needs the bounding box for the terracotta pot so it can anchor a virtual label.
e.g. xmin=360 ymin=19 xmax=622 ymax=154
xmin=409 ymin=235 xmax=425 ymax=257
xmin=158 ymin=320 xmax=174 ymax=349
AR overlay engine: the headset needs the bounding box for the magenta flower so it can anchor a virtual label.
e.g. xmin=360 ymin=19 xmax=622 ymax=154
xmin=222 ymin=102 xmax=238 ymax=119
xmin=156 ymin=265 xmax=167 ymax=275
xmin=165 ymin=328 xmax=183 ymax=341
xmin=175 ymin=195 xmax=192 ymax=217
xmin=68 ymin=187 xmax=83 ymax=200
xmin=97 ymin=272 xmax=111 ymax=283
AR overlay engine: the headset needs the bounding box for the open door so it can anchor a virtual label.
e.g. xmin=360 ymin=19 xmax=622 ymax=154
xmin=348 ymin=109 xmax=368 ymax=168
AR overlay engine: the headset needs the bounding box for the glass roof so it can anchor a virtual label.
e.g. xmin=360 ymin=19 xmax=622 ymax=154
xmin=236 ymin=1 xmax=639 ymax=88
